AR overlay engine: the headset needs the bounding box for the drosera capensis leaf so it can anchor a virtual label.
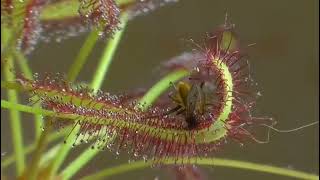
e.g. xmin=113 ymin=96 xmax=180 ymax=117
xmin=2 ymin=0 xmax=179 ymax=55
xmin=39 ymin=0 xmax=179 ymax=42
xmin=1 ymin=22 xmax=271 ymax=165
xmin=2 ymin=58 xmax=229 ymax=161
xmin=40 ymin=0 xmax=178 ymax=21
xmin=11 ymin=49 xmax=233 ymax=144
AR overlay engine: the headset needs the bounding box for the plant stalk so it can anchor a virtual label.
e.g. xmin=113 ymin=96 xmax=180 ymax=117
xmin=81 ymin=158 xmax=319 ymax=180
xmin=3 ymin=55 xmax=25 ymax=175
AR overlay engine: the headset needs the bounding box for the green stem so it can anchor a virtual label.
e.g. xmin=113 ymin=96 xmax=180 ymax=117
xmin=14 ymin=52 xmax=33 ymax=78
xmin=3 ymin=56 xmax=25 ymax=175
xmin=26 ymin=120 xmax=53 ymax=180
xmin=67 ymin=29 xmax=100 ymax=82
xmin=81 ymin=158 xmax=319 ymax=180
xmin=90 ymin=13 xmax=129 ymax=92
xmin=13 ymin=51 xmax=43 ymax=140
xmin=1 ymin=100 xmax=57 ymax=116
xmin=39 ymin=144 xmax=61 ymax=167
xmin=1 ymin=127 xmax=70 ymax=168
xmin=1 ymin=27 xmax=12 ymax=53
xmin=137 ymin=69 xmax=189 ymax=110
xmin=0 ymin=99 xmax=71 ymax=168
xmin=60 ymin=134 xmax=115 ymax=180
xmin=50 ymin=13 xmax=129 ymax=178
xmin=1 ymin=81 xmax=25 ymax=91
xmin=59 ymin=148 xmax=98 ymax=180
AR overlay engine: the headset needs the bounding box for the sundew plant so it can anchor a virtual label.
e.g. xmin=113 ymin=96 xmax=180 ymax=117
xmin=1 ymin=0 xmax=319 ymax=179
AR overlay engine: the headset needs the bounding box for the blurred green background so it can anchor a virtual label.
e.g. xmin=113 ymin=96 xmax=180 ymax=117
xmin=1 ymin=0 xmax=319 ymax=179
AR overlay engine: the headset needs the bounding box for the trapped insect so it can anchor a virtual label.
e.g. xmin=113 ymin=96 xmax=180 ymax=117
xmin=167 ymin=81 xmax=212 ymax=129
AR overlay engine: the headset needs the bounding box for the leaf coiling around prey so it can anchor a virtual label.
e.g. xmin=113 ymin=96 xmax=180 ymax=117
xmin=11 ymin=23 xmax=269 ymax=163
